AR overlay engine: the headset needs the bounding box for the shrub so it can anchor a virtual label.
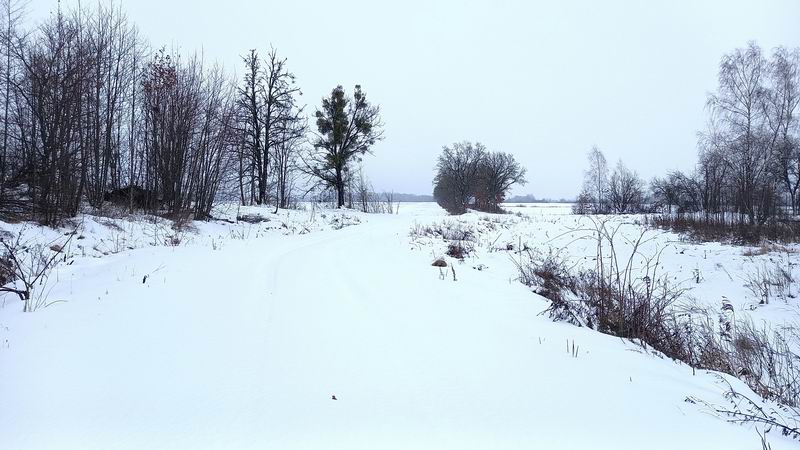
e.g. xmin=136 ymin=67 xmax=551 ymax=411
xmin=0 ymin=250 xmax=16 ymax=287
xmin=695 ymin=316 xmax=800 ymax=409
xmin=0 ymin=227 xmax=76 ymax=312
xmin=517 ymin=218 xmax=800 ymax=413
xmin=446 ymin=240 xmax=473 ymax=260
xmin=518 ymin=248 xmax=687 ymax=350
xmin=517 ymin=250 xmax=582 ymax=324
xmin=572 ymin=191 xmax=592 ymax=215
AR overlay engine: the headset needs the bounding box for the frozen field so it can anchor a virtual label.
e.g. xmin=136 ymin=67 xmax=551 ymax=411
xmin=0 ymin=202 xmax=797 ymax=449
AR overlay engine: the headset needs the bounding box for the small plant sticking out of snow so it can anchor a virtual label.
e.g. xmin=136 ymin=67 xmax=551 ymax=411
xmin=409 ymin=221 xmax=476 ymax=242
xmin=328 ymin=214 xmax=360 ymax=230
xmin=410 ymin=220 xmax=479 ymax=261
xmin=517 ymin=249 xmax=578 ymax=315
xmin=237 ymin=213 xmax=270 ymax=224
xmin=566 ymin=339 xmax=580 ymax=358
xmin=743 ymin=259 xmax=794 ymax=304
xmin=689 ymin=375 xmax=800 ymax=441
xmin=692 ymin=267 xmax=703 ymax=284
xmin=446 ymin=240 xmax=473 ymax=260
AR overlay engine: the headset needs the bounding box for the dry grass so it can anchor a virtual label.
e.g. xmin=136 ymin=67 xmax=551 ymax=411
xmin=516 ymin=219 xmax=800 ymax=411
xmin=648 ymin=214 xmax=800 ymax=245
xmin=742 ymin=243 xmax=797 ymax=257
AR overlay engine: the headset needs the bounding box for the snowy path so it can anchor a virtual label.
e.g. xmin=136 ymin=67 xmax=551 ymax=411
xmin=0 ymin=211 xmax=792 ymax=449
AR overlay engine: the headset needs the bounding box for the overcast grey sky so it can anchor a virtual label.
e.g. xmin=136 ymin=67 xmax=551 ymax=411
xmin=31 ymin=0 xmax=800 ymax=198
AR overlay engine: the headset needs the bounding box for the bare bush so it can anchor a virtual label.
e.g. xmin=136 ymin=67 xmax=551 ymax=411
xmin=572 ymin=190 xmax=592 ymax=215
xmin=691 ymin=375 xmax=800 ymax=440
xmin=518 ymin=242 xmax=688 ymax=356
xmin=573 ymin=218 xmax=685 ymax=341
xmin=516 ymin=250 xmax=582 ymax=325
xmin=518 ymin=218 xmax=800 ymax=420
xmin=446 ymin=240 xmax=473 ymax=260
xmin=608 ymin=159 xmax=645 ymax=213
xmin=0 ymin=227 xmax=76 ymax=311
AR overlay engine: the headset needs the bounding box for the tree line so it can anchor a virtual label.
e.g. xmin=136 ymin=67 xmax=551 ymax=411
xmin=576 ymin=42 xmax=799 ymax=225
xmin=0 ymin=1 xmax=382 ymax=226
xmin=433 ymin=141 xmax=527 ymax=214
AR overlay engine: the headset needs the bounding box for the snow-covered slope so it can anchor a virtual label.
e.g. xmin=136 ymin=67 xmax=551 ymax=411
xmin=0 ymin=203 xmax=796 ymax=449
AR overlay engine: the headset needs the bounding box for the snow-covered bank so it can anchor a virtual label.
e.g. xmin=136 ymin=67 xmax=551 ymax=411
xmin=0 ymin=203 xmax=797 ymax=449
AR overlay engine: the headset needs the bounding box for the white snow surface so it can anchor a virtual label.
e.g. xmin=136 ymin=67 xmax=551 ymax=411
xmin=0 ymin=202 xmax=797 ymax=449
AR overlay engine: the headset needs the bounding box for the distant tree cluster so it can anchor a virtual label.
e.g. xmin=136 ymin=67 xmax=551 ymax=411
xmin=0 ymin=1 xmax=383 ymax=226
xmin=576 ymin=42 xmax=799 ymax=226
xmin=662 ymin=42 xmax=799 ymax=224
xmin=433 ymin=141 xmax=527 ymax=214
xmin=575 ymin=146 xmax=645 ymax=214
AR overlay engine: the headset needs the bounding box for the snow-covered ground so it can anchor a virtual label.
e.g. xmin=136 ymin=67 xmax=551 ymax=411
xmin=502 ymin=203 xmax=798 ymax=329
xmin=0 ymin=202 xmax=797 ymax=449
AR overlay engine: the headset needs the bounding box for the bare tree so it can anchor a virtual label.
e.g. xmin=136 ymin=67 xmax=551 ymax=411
xmin=236 ymin=48 xmax=304 ymax=206
xmin=583 ymin=146 xmax=608 ymax=214
xmin=608 ymin=159 xmax=644 ymax=213
xmin=708 ymin=42 xmax=773 ymax=224
xmin=650 ymin=172 xmax=682 ymax=214
xmin=81 ymin=3 xmax=137 ymax=207
xmin=14 ymin=8 xmax=88 ymax=224
xmin=433 ymin=141 xmax=486 ymax=214
xmin=0 ymin=0 xmax=23 ymax=197
xmin=140 ymin=49 xmax=237 ymax=218
xmin=766 ymin=47 xmax=800 ymax=213
xmin=475 ymin=151 xmax=527 ymax=213
xmin=433 ymin=142 xmax=527 ymax=214
xmin=261 ymin=48 xmax=304 ymax=205
xmin=191 ymin=66 xmax=237 ymax=219
xmin=236 ymin=49 xmax=262 ymax=205
xmin=0 ymin=2 xmax=249 ymax=223
xmin=272 ymin=116 xmax=304 ymax=211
